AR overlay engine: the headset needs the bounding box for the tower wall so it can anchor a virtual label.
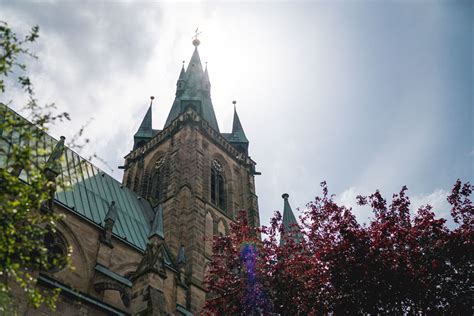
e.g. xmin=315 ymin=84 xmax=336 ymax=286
xmin=122 ymin=112 xmax=259 ymax=313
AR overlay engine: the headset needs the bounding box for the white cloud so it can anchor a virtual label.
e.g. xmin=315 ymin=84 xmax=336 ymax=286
xmin=1 ymin=2 xmax=470 ymax=228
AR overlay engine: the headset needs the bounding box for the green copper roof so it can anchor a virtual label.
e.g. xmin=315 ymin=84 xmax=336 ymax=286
xmin=178 ymin=64 xmax=186 ymax=80
xmin=135 ymin=105 xmax=152 ymax=137
xmin=221 ymin=105 xmax=249 ymax=154
xmin=1 ymin=105 xmax=155 ymax=252
xmin=164 ymin=46 xmax=220 ymax=132
xmin=230 ymin=106 xmax=249 ymax=143
xmin=280 ymin=193 xmax=303 ymax=245
xmin=134 ymin=103 xmax=153 ymax=149
xmin=55 ymin=147 xmax=155 ymax=251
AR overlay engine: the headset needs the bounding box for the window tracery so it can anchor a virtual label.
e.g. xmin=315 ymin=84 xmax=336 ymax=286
xmin=43 ymin=230 xmax=69 ymax=272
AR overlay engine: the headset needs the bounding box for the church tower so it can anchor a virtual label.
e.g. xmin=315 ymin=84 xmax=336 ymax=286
xmin=122 ymin=38 xmax=260 ymax=313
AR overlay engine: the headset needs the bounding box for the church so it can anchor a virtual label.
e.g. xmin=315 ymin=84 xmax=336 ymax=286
xmin=1 ymin=36 xmax=301 ymax=315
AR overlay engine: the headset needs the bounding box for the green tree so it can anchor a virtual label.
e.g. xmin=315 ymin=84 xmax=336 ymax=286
xmin=0 ymin=21 xmax=72 ymax=313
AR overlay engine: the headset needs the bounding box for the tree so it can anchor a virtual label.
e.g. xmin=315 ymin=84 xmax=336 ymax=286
xmin=204 ymin=180 xmax=473 ymax=314
xmin=204 ymin=211 xmax=272 ymax=315
xmin=0 ymin=21 xmax=73 ymax=313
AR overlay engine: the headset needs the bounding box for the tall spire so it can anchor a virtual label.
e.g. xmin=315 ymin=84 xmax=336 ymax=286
xmin=164 ymin=36 xmax=220 ymax=132
xmin=280 ymin=193 xmax=302 ymax=245
xmin=133 ymin=97 xmax=154 ymax=149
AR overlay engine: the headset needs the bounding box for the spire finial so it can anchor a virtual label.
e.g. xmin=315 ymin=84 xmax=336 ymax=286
xmin=192 ymin=27 xmax=202 ymax=47
xmin=282 ymin=193 xmax=289 ymax=200
xmin=232 ymin=100 xmax=237 ymax=111
xmin=150 ymin=96 xmax=155 ymax=106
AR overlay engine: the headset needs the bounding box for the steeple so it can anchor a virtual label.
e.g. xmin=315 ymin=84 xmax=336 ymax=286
xmin=133 ymin=97 xmax=154 ymax=149
xmin=164 ymin=38 xmax=220 ymax=132
xmin=280 ymin=193 xmax=302 ymax=245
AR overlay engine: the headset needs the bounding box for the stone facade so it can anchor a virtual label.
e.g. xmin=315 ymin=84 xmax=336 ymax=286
xmin=122 ymin=110 xmax=259 ymax=313
xmin=11 ymin=41 xmax=260 ymax=315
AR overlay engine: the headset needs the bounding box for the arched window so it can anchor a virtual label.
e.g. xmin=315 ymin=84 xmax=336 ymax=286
xmin=210 ymin=159 xmax=225 ymax=211
xmin=150 ymin=156 xmax=166 ymax=203
xmin=151 ymin=171 xmax=161 ymax=201
xmin=43 ymin=231 xmax=68 ymax=272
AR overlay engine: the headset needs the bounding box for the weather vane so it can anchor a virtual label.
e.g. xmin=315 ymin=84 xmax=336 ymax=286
xmin=192 ymin=27 xmax=202 ymax=40
xmin=192 ymin=28 xmax=202 ymax=47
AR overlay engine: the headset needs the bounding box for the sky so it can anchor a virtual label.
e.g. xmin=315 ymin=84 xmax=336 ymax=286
xmin=1 ymin=1 xmax=472 ymax=228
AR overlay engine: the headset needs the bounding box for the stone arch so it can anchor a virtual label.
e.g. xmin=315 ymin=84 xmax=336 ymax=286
xmin=217 ymin=218 xmax=229 ymax=236
xmin=42 ymin=229 xmax=69 ymax=273
xmin=53 ymin=219 xmax=90 ymax=291
xmin=143 ymin=150 xmax=169 ymax=204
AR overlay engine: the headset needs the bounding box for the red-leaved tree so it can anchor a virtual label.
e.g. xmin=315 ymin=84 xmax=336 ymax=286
xmin=203 ymin=180 xmax=473 ymax=315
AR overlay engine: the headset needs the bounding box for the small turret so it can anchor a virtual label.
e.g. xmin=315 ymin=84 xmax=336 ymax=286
xmin=225 ymin=101 xmax=249 ymax=155
xmin=280 ymin=193 xmax=302 ymax=245
xmin=133 ymin=96 xmax=154 ymax=150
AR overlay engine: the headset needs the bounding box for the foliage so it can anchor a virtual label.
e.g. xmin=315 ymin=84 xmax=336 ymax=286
xmin=0 ymin=21 xmax=72 ymax=313
xmin=204 ymin=180 xmax=473 ymax=315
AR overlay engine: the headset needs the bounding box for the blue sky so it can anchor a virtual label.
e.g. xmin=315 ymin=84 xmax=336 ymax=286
xmin=1 ymin=1 xmax=472 ymax=227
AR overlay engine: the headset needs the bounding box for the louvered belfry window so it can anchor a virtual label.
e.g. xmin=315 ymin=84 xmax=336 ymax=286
xmin=211 ymin=159 xmax=225 ymax=211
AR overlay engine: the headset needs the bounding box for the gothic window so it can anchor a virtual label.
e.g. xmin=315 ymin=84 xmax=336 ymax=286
xmin=210 ymin=159 xmax=225 ymax=211
xmin=43 ymin=231 xmax=68 ymax=272
xmin=151 ymin=171 xmax=162 ymax=201
xmin=150 ymin=156 xmax=166 ymax=202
